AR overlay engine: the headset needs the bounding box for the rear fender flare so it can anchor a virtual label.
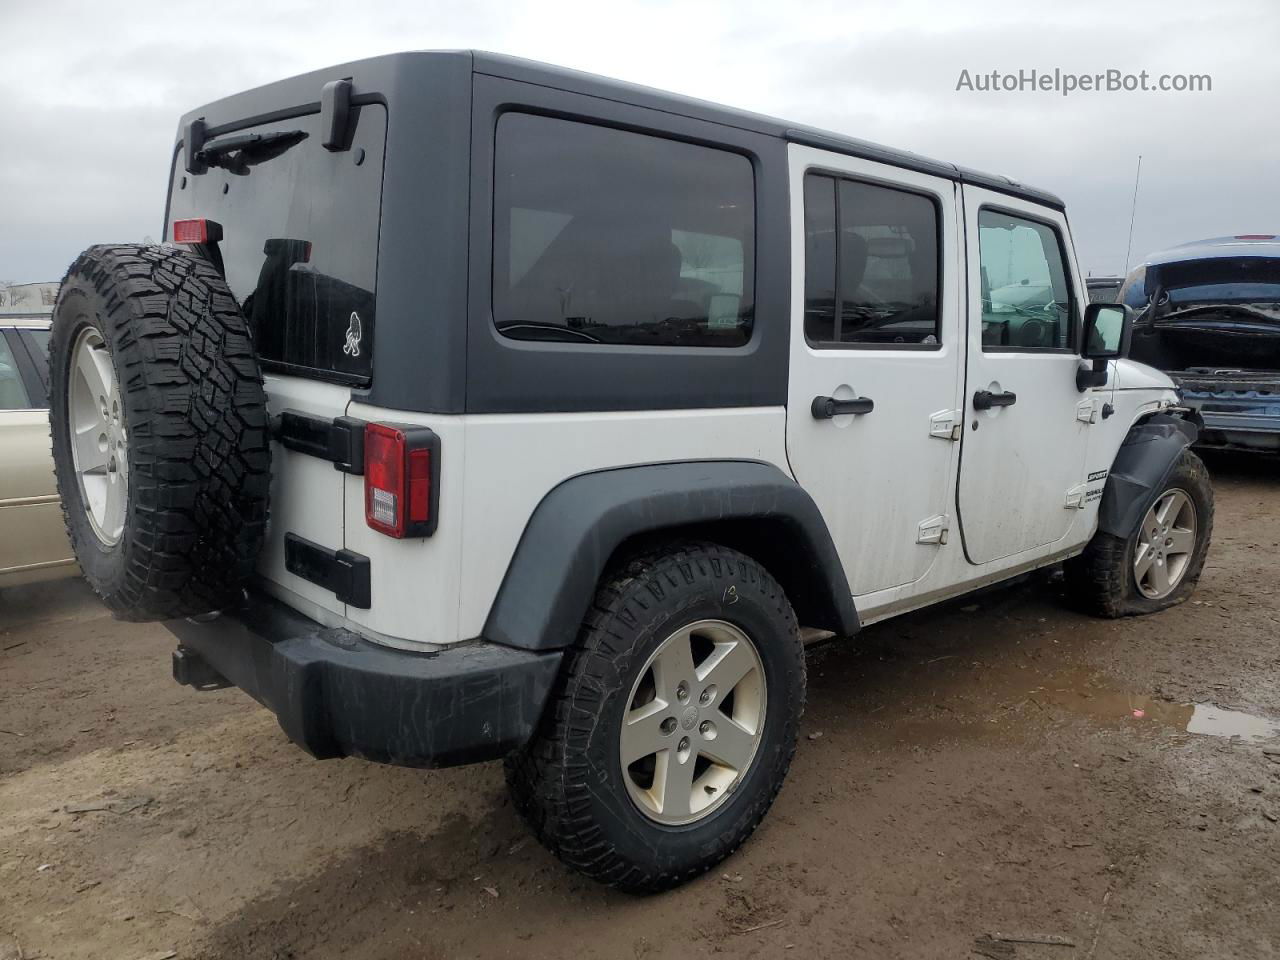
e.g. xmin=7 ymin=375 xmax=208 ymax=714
xmin=482 ymin=461 xmax=859 ymax=651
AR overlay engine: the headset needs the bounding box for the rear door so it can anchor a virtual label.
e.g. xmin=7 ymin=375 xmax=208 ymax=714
xmin=957 ymin=188 xmax=1090 ymax=563
xmin=785 ymin=145 xmax=964 ymax=599
xmin=166 ymin=105 xmax=387 ymax=619
xmin=0 ymin=328 xmax=73 ymax=578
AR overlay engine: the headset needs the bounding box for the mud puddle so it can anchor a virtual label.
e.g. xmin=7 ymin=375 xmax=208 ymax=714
xmin=1027 ymin=671 xmax=1279 ymax=743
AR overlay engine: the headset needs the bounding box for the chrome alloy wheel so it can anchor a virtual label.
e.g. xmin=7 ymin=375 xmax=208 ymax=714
xmin=68 ymin=327 xmax=128 ymax=545
xmin=1134 ymin=488 xmax=1197 ymax=599
xmin=620 ymin=619 xmax=767 ymax=826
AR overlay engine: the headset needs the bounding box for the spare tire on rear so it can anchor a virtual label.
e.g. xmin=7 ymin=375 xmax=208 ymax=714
xmin=49 ymin=244 xmax=271 ymax=621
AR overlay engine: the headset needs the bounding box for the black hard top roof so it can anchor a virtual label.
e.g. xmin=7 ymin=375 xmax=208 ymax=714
xmin=178 ymin=50 xmax=1065 ymax=211
xmin=472 ymin=52 xmax=1065 ymax=210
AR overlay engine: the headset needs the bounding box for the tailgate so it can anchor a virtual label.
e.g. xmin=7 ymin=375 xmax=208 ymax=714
xmin=165 ymin=102 xmax=388 ymax=621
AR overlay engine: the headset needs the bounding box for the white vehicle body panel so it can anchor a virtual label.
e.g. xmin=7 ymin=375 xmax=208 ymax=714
xmin=339 ymin=404 xmax=788 ymax=646
xmin=956 ymin=187 xmax=1093 ymax=564
xmin=778 ymin=147 xmax=1179 ymax=627
xmin=784 ymin=145 xmax=965 ymax=598
xmin=256 ymin=374 xmax=351 ymax=620
xmin=245 ymin=163 xmax=1180 ymax=651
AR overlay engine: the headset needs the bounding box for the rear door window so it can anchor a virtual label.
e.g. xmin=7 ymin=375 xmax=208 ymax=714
xmin=167 ymin=106 xmax=386 ymax=384
xmin=493 ymin=113 xmax=755 ymax=347
xmin=802 ymin=173 xmax=941 ymax=347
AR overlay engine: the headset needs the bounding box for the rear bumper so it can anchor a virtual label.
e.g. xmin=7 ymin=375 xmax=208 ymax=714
xmin=166 ymin=591 xmax=563 ymax=768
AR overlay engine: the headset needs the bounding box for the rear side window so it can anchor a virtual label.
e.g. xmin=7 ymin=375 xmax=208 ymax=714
xmin=493 ymin=113 xmax=755 ymax=347
xmin=167 ymin=106 xmax=386 ymax=384
xmin=803 ymin=173 xmax=941 ymax=347
xmin=0 ymin=334 xmax=31 ymax=410
xmin=20 ymin=329 xmax=51 ymax=396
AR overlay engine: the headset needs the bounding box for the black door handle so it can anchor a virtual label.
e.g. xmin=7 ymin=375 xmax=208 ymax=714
xmin=811 ymin=395 xmax=874 ymax=419
xmin=973 ymin=389 xmax=1017 ymax=411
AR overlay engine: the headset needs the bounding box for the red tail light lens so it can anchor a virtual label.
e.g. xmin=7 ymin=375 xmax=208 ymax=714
xmin=171 ymin=218 xmax=223 ymax=244
xmin=364 ymin=423 xmax=440 ymax=538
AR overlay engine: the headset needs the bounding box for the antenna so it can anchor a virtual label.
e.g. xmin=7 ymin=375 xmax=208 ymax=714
xmin=1124 ymin=154 xmax=1143 ymax=273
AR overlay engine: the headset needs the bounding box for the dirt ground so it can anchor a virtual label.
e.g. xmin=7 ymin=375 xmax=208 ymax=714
xmin=2 ymin=452 xmax=1278 ymax=960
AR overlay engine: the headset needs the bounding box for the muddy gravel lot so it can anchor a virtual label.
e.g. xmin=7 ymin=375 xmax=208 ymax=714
xmin=2 ymin=452 xmax=1278 ymax=960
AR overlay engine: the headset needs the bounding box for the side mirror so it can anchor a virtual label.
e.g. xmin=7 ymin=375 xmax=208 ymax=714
xmin=1077 ymin=303 xmax=1133 ymax=390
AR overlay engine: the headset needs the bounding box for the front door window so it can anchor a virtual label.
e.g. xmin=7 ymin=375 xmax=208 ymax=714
xmin=977 ymin=210 xmax=1076 ymax=351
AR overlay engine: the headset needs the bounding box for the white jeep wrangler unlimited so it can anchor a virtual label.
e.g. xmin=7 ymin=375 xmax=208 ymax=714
xmin=47 ymin=52 xmax=1212 ymax=893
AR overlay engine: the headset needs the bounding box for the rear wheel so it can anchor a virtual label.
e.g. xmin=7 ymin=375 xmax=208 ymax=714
xmin=49 ymin=244 xmax=271 ymax=621
xmin=1065 ymin=449 xmax=1213 ymax=617
xmin=506 ymin=542 xmax=805 ymax=893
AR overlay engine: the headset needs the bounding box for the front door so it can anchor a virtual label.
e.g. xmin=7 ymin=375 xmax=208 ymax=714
xmin=785 ymin=145 xmax=964 ymax=598
xmin=957 ymin=187 xmax=1091 ymax=564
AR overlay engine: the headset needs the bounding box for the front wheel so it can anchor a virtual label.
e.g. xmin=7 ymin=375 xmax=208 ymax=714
xmin=505 ymin=542 xmax=805 ymax=893
xmin=1065 ymin=449 xmax=1214 ymax=617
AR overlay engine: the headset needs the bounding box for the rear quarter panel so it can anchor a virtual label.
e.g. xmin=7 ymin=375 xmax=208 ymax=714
xmin=339 ymin=405 xmax=789 ymax=646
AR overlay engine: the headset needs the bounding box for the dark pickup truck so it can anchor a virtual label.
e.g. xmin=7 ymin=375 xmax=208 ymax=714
xmin=1121 ymin=236 xmax=1280 ymax=451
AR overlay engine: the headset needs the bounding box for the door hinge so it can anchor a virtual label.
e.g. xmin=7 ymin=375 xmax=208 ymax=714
xmin=929 ymin=409 xmax=963 ymax=441
xmin=917 ymin=514 xmax=951 ymax=545
xmin=1064 ymin=482 xmax=1089 ymax=509
xmin=1076 ymin=398 xmax=1099 ymax=424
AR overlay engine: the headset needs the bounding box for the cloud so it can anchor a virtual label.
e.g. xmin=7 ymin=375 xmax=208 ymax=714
xmin=1 ymin=0 xmax=1276 ymax=281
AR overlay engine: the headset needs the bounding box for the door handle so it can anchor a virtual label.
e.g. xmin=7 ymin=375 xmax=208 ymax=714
xmin=811 ymin=396 xmax=874 ymax=419
xmin=973 ymin=389 xmax=1017 ymax=411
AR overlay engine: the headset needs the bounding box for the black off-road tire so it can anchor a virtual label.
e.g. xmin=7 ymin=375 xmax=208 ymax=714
xmin=505 ymin=541 xmax=805 ymax=893
xmin=49 ymin=244 xmax=271 ymax=621
xmin=1064 ymin=449 xmax=1213 ymax=617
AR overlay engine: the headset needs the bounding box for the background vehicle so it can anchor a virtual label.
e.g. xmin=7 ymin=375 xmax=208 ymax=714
xmin=1120 ymin=235 xmax=1280 ymax=450
xmin=0 ymin=317 xmax=76 ymax=587
xmin=46 ymin=53 xmax=1212 ymax=893
xmin=1087 ymin=276 xmax=1123 ymax=303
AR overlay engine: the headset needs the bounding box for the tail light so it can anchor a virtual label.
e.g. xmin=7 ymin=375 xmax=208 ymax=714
xmin=171 ymin=218 xmax=223 ymax=244
xmin=364 ymin=423 xmax=440 ymax=538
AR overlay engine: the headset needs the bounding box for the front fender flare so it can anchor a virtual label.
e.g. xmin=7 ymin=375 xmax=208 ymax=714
xmin=482 ymin=461 xmax=859 ymax=651
xmin=1097 ymin=412 xmax=1199 ymax=538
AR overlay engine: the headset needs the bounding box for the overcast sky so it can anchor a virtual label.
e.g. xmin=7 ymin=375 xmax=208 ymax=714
xmin=2 ymin=0 xmax=1277 ymax=283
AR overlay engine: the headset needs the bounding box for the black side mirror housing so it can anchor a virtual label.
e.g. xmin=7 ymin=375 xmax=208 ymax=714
xmin=1077 ymin=303 xmax=1134 ymax=390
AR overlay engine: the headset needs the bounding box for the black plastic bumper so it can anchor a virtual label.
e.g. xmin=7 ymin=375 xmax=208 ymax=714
xmin=166 ymin=591 xmax=563 ymax=768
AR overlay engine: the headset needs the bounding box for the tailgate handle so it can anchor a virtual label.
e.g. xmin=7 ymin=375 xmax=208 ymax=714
xmin=811 ymin=396 xmax=874 ymax=419
xmin=973 ymin=389 xmax=1017 ymax=410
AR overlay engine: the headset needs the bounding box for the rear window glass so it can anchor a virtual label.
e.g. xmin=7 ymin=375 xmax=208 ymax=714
xmin=802 ymin=173 xmax=941 ymax=347
xmin=493 ymin=113 xmax=755 ymax=348
xmin=167 ymin=105 xmax=386 ymax=384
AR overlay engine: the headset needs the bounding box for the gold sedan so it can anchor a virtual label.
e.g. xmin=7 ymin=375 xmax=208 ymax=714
xmin=0 ymin=318 xmax=75 ymax=586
